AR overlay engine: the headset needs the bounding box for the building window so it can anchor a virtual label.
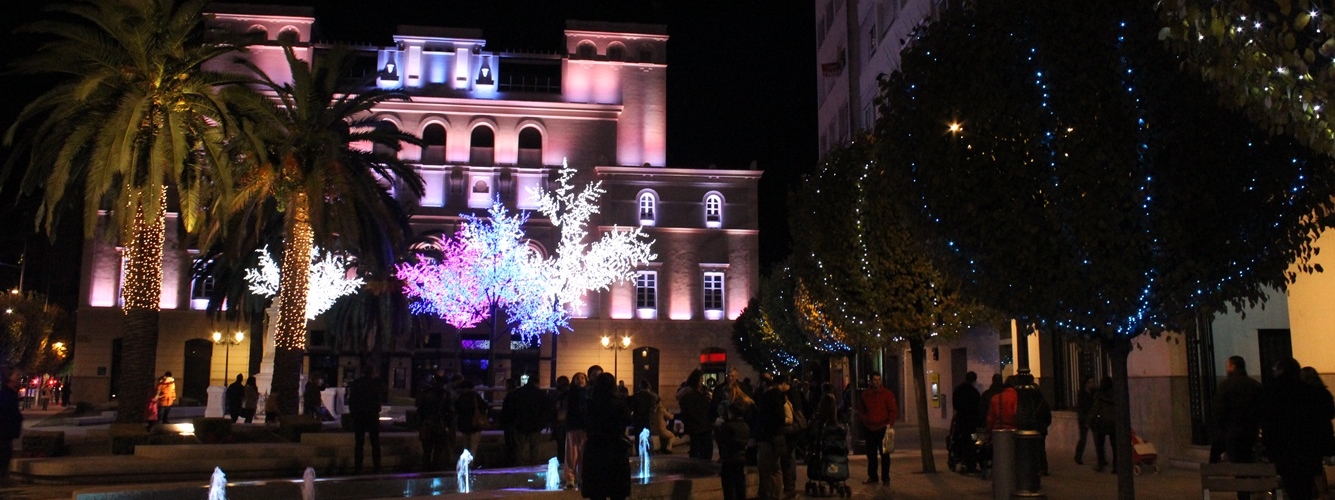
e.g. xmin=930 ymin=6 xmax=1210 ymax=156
xmin=703 ymin=272 xmax=724 ymax=320
xmin=422 ymin=123 xmax=446 ymax=164
xmin=517 ymin=127 xmax=542 ymax=166
xmin=704 ymin=193 xmax=723 ymax=228
xmin=638 ymin=191 xmax=657 ymax=226
xmin=607 ymin=42 xmax=626 ymax=61
xmin=576 ymin=41 xmax=596 ymax=59
xmin=469 ymin=126 xmax=494 ymax=165
xmin=635 ymin=271 xmax=657 ymax=319
xmin=190 ymin=258 xmax=214 ymax=311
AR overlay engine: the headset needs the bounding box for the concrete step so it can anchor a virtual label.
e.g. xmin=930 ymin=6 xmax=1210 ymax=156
xmin=134 ymin=442 xmax=332 ymax=459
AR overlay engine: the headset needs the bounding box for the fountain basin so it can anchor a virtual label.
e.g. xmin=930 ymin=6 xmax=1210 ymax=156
xmin=72 ymin=456 xmax=745 ymax=500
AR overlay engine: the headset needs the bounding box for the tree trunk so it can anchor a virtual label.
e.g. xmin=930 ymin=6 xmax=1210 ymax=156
xmin=116 ymin=196 xmax=166 ymax=424
xmin=1107 ymin=337 xmax=1134 ymax=500
xmin=271 ymin=192 xmax=313 ymax=416
xmin=909 ymin=338 xmax=937 ymax=473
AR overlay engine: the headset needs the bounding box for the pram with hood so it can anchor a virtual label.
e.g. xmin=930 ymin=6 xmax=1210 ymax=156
xmin=804 ymin=424 xmax=852 ymax=497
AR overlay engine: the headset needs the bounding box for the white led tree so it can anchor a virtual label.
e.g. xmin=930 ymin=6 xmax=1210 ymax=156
xmin=397 ymin=162 xmax=655 ymax=344
xmin=244 ymin=245 xmax=365 ymax=319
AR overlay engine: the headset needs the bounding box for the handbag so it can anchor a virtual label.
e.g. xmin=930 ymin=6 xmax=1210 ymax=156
xmin=881 ymin=427 xmax=896 ymax=453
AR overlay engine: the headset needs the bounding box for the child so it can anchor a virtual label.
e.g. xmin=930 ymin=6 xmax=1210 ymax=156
xmin=715 ymin=401 xmax=752 ymax=500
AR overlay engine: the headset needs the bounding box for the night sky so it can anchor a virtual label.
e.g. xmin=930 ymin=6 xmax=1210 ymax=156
xmin=0 ymin=0 xmax=818 ymax=310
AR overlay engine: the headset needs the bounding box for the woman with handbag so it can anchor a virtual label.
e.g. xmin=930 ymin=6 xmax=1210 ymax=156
xmin=454 ymin=379 xmax=489 ymax=466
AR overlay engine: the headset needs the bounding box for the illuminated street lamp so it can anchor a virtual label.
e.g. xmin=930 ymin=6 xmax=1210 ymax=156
xmin=212 ymin=331 xmax=245 ymax=381
xmin=600 ymin=335 xmax=632 ymax=380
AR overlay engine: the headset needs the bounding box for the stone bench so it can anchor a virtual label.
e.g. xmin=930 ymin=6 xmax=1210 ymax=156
xmin=1200 ymin=462 xmax=1284 ymax=499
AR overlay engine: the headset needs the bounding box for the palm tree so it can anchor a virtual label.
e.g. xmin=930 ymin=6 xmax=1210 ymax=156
xmin=3 ymin=0 xmax=244 ymax=424
xmin=223 ymin=45 xmax=423 ymax=414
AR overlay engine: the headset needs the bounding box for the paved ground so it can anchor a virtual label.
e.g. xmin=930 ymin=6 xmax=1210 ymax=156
xmin=0 ymin=406 xmax=1305 ymax=500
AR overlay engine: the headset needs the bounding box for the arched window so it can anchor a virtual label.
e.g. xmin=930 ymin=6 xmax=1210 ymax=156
xmin=517 ymin=127 xmax=542 ymax=166
xmin=422 ymin=123 xmax=446 ymax=164
xmin=473 ymin=180 xmax=490 ymax=193
xmin=576 ymin=41 xmax=597 ymax=59
xmin=277 ymin=27 xmax=300 ymax=45
xmin=246 ymin=25 xmax=268 ymax=42
xmin=469 ymin=126 xmax=494 ymax=165
xmin=638 ymin=191 xmax=657 ymax=226
xmin=637 ymin=43 xmax=654 ymax=63
xmin=606 ymin=42 xmax=626 ymax=61
xmin=704 ymin=193 xmax=723 ymax=228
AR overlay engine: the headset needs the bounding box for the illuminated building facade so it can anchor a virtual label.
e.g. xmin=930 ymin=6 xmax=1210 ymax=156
xmin=68 ymin=6 xmax=760 ymax=406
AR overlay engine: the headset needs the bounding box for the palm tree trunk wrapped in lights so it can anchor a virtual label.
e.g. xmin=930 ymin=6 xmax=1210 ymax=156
xmin=272 ymin=192 xmax=313 ymax=416
xmin=119 ymin=192 xmax=168 ymax=424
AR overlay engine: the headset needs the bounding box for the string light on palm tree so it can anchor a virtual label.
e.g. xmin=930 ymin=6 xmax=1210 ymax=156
xmin=600 ymin=335 xmax=631 ymax=379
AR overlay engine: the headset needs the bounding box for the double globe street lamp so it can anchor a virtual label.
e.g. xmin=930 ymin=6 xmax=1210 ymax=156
xmin=600 ymin=335 xmax=632 ymax=381
xmin=212 ymin=331 xmax=245 ymax=381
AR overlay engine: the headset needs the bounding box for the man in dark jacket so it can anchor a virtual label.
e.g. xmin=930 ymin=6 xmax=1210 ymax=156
xmin=416 ymin=373 xmax=453 ymax=472
xmin=1262 ymin=357 xmax=1334 ymax=500
xmin=1073 ymin=377 xmax=1096 ymax=465
xmin=0 ymin=368 xmax=23 ymax=484
xmin=630 ymin=379 xmax=660 ymax=439
xmin=225 ymin=374 xmax=245 ymax=423
xmin=347 ymin=366 xmax=383 ymax=474
xmin=755 ymin=374 xmax=794 ymax=500
xmin=1210 ymin=355 xmax=1263 ymax=470
xmin=504 ymin=375 xmax=553 ymax=465
xmin=950 ymin=371 xmax=982 ymax=472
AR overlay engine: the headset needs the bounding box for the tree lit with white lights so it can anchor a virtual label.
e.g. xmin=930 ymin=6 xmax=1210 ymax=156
xmin=397 ymin=164 xmax=655 ymax=344
xmin=244 ymin=245 xmax=365 ymax=319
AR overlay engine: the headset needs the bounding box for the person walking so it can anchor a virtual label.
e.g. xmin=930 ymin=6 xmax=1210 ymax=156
xmin=1299 ymin=366 xmax=1335 ymax=500
xmin=1209 ymin=355 xmax=1263 ymax=475
xmin=677 ymin=369 xmax=713 ymax=460
xmin=552 ymin=375 xmax=570 ymax=464
xmin=264 ymin=389 xmax=281 ymax=426
xmin=562 ymin=372 xmax=589 ymax=488
xmin=455 ymin=379 xmax=489 ymax=466
xmin=857 ymin=371 xmax=899 ymax=486
xmin=155 ymin=372 xmax=176 ymax=424
xmin=225 ymin=374 xmax=245 ymax=423
xmin=0 ymin=368 xmax=24 ymax=485
xmin=347 ymin=365 xmax=384 ymax=474
xmin=416 ymin=373 xmax=451 ymax=472
xmin=1073 ymin=377 xmax=1096 ymax=465
xmin=1086 ymin=378 xmax=1116 ymax=473
xmin=506 ymin=375 xmax=552 ymax=465
xmin=1262 ymin=358 xmax=1334 ymax=500
xmin=715 ymin=396 xmax=753 ymax=500
xmin=303 ymin=372 xmax=325 ymax=418
xmin=951 ymin=371 xmax=983 ymax=472
xmin=630 ymin=379 xmax=660 ymax=440
xmin=755 ymin=373 xmax=795 ymax=500
xmin=580 ymin=373 xmax=631 ymax=500
xmin=241 ymin=376 xmax=259 ymax=424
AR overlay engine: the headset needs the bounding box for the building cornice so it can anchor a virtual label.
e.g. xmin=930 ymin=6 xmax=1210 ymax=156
xmin=594 ymin=166 xmax=764 ymax=181
xmin=372 ymin=99 xmax=622 ymax=121
xmin=598 ymin=226 xmax=758 ymax=236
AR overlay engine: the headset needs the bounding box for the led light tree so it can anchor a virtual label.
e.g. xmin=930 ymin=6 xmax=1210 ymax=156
xmin=791 ymin=140 xmax=996 ymax=473
xmin=1159 ymin=0 xmax=1335 ymax=161
xmin=244 ymin=245 xmax=365 ymax=319
xmin=876 ymin=0 xmax=1335 ymax=496
xmin=398 ymin=165 xmax=654 ymax=381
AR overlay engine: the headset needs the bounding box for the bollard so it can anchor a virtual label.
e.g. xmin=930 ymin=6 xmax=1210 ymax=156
xmin=1012 ymin=430 xmax=1047 ymax=499
xmin=991 ymin=430 xmax=1015 ymax=500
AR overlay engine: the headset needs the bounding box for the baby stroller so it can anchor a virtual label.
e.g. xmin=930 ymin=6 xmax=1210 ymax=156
xmin=947 ymin=418 xmax=986 ymax=474
xmin=804 ymin=424 xmax=852 ymax=497
xmin=1131 ymin=430 xmax=1159 ymax=475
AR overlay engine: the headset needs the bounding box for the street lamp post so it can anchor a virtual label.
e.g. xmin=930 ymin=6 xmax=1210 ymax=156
xmin=212 ymin=331 xmax=245 ymax=381
xmin=600 ymin=335 xmax=632 ymax=380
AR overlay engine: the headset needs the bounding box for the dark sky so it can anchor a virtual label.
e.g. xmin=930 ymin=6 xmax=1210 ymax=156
xmin=0 ymin=1 xmax=817 ymax=309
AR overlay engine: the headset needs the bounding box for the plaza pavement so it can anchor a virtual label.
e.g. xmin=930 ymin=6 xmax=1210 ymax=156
xmin=0 ymin=406 xmax=1318 ymax=500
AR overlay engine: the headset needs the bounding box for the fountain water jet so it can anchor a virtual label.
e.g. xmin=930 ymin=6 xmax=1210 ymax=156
xmin=301 ymin=467 xmax=316 ymax=500
xmin=208 ymin=467 xmax=227 ymax=500
xmin=545 ymin=457 xmax=560 ymax=491
xmin=456 ymin=449 xmax=474 ymax=493
xmin=637 ymin=428 xmax=651 ymax=480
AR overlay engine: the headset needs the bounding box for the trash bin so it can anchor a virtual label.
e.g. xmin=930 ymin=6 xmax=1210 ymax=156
xmin=991 ymin=429 xmax=1014 ymax=500
xmin=1012 ymin=430 xmax=1046 ymax=499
